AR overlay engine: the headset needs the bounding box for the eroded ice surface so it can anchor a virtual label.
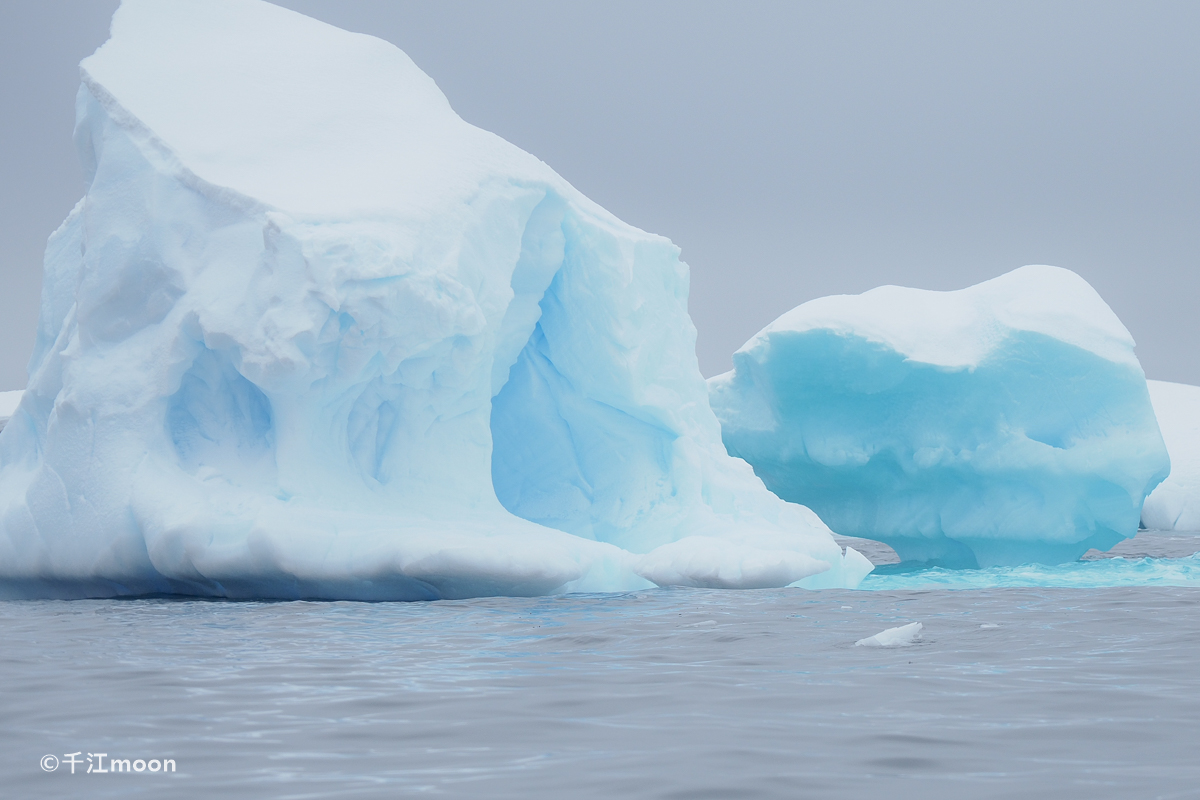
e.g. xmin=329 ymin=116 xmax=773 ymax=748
xmin=0 ymin=0 xmax=871 ymax=600
xmin=1141 ymin=380 xmax=1200 ymax=531
xmin=709 ymin=266 xmax=1170 ymax=568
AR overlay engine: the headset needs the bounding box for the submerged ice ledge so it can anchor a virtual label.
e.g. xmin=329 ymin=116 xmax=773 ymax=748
xmin=862 ymin=552 xmax=1200 ymax=590
xmin=0 ymin=0 xmax=871 ymax=600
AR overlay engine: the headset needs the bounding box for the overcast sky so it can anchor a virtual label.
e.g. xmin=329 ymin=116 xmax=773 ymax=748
xmin=1 ymin=0 xmax=1197 ymax=391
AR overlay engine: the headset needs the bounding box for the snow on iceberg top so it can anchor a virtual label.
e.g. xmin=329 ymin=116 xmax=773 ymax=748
xmin=751 ymin=265 xmax=1139 ymax=369
xmin=80 ymin=0 xmax=576 ymax=220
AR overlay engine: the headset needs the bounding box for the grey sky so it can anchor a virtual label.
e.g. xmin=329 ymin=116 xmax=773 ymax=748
xmin=1 ymin=0 xmax=1197 ymax=392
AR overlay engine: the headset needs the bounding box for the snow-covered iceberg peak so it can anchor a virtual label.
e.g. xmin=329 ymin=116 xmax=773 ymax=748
xmin=709 ymin=266 xmax=1170 ymax=568
xmin=0 ymin=0 xmax=870 ymax=600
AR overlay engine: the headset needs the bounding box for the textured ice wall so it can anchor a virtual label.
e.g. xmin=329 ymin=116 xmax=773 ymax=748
xmin=709 ymin=266 xmax=1170 ymax=568
xmin=0 ymin=391 xmax=21 ymax=433
xmin=1141 ymin=380 xmax=1200 ymax=531
xmin=0 ymin=0 xmax=870 ymax=599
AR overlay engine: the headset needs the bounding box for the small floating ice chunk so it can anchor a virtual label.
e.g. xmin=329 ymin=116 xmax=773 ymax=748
xmin=980 ymin=623 xmax=999 ymax=629
xmin=856 ymin=621 xmax=923 ymax=647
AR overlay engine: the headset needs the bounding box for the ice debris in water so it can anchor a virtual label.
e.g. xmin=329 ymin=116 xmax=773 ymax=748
xmin=0 ymin=0 xmax=874 ymax=601
xmin=1141 ymin=380 xmax=1200 ymax=532
xmin=709 ymin=266 xmax=1170 ymax=569
xmin=856 ymin=622 xmax=923 ymax=647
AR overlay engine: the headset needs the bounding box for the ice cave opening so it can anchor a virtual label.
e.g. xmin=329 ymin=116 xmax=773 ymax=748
xmin=489 ymin=193 xmax=683 ymax=555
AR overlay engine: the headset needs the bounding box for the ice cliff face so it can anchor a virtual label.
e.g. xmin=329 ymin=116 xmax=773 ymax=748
xmin=1141 ymin=380 xmax=1200 ymax=531
xmin=0 ymin=0 xmax=870 ymax=599
xmin=709 ymin=266 xmax=1170 ymax=568
xmin=0 ymin=391 xmax=21 ymax=434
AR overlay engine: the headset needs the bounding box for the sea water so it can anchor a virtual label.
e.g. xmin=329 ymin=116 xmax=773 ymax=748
xmin=3 ymin=532 xmax=1200 ymax=800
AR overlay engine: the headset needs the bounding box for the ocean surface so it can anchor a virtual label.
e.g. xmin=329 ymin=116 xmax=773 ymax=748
xmin=4 ymin=531 xmax=1200 ymax=800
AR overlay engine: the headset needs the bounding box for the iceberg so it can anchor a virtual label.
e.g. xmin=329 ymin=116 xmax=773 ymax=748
xmin=709 ymin=266 xmax=1170 ymax=568
xmin=0 ymin=0 xmax=871 ymax=600
xmin=1141 ymin=380 xmax=1200 ymax=531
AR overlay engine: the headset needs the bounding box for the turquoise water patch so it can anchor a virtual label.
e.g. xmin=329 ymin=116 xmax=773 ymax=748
xmin=860 ymin=554 xmax=1200 ymax=590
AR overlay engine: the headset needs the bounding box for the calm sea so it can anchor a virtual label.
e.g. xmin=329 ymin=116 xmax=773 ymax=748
xmin=4 ymin=531 xmax=1200 ymax=800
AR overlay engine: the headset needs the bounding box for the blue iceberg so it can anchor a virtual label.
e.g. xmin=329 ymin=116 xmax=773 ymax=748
xmin=709 ymin=266 xmax=1170 ymax=568
xmin=0 ymin=0 xmax=872 ymax=600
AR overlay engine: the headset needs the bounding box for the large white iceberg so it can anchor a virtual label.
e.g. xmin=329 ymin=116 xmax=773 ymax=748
xmin=1141 ymin=380 xmax=1200 ymax=531
xmin=0 ymin=0 xmax=871 ymax=600
xmin=709 ymin=266 xmax=1170 ymax=568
